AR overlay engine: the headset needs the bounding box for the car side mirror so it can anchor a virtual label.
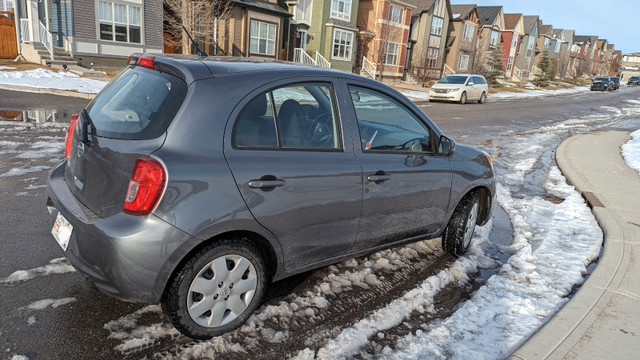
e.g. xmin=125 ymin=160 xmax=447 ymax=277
xmin=351 ymin=91 xmax=360 ymax=103
xmin=438 ymin=135 xmax=455 ymax=156
xmin=467 ymin=81 xmax=474 ymax=86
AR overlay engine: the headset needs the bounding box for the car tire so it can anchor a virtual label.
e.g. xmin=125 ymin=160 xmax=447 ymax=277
xmin=162 ymin=238 xmax=267 ymax=339
xmin=442 ymin=192 xmax=480 ymax=256
xmin=478 ymin=92 xmax=486 ymax=104
xmin=459 ymin=91 xmax=467 ymax=105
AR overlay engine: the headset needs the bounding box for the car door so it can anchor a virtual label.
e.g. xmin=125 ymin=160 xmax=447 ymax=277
xmin=223 ymin=81 xmax=363 ymax=270
xmin=340 ymin=81 xmax=453 ymax=250
xmin=465 ymin=76 xmax=480 ymax=100
xmin=474 ymin=76 xmax=488 ymax=97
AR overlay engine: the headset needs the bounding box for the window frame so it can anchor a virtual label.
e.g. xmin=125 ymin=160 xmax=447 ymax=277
xmin=431 ymin=16 xmax=444 ymax=36
xmin=426 ymin=46 xmax=439 ymax=68
xmin=330 ymin=0 xmax=352 ymax=21
xmin=389 ymin=5 xmax=403 ymax=25
xmin=331 ymin=28 xmax=354 ymax=61
xmin=384 ymin=42 xmax=400 ymax=66
xmin=463 ymin=23 xmax=474 ymax=41
xmin=489 ymin=30 xmax=500 ymax=46
xmin=232 ymin=82 xmax=344 ymax=152
xmin=507 ymin=56 xmax=514 ymax=71
xmin=249 ymin=19 xmax=277 ymax=56
xmin=459 ymin=53 xmax=470 ymax=70
xmin=97 ymin=0 xmax=142 ymax=44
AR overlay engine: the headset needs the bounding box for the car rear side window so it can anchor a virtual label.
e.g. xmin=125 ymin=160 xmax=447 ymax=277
xmin=233 ymin=83 xmax=341 ymax=150
xmin=86 ymin=67 xmax=187 ymax=140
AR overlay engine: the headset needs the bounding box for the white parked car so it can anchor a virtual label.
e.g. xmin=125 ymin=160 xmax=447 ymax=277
xmin=428 ymin=74 xmax=488 ymax=104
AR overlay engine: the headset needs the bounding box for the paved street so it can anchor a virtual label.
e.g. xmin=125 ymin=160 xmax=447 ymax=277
xmin=1 ymin=86 xmax=639 ymax=359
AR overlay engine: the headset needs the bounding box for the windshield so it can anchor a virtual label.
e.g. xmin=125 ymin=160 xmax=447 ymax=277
xmin=437 ymin=75 xmax=468 ymax=84
xmin=595 ymin=77 xmax=609 ymax=82
xmin=86 ymin=67 xmax=187 ymax=140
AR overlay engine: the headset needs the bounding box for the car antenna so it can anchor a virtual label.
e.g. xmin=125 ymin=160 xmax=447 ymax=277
xmin=182 ymin=25 xmax=208 ymax=57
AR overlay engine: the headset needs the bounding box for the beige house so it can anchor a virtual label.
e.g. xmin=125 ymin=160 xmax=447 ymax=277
xmin=444 ymin=4 xmax=480 ymax=73
xmin=405 ymin=0 xmax=452 ymax=84
xmin=474 ymin=5 xmax=504 ymax=71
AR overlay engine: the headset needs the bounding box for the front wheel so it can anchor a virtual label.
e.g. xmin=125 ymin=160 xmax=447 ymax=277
xmin=162 ymin=238 xmax=267 ymax=339
xmin=459 ymin=91 xmax=467 ymax=104
xmin=442 ymin=193 xmax=480 ymax=256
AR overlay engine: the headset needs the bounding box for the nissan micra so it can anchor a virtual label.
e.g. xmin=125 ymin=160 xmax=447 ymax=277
xmin=47 ymin=54 xmax=496 ymax=339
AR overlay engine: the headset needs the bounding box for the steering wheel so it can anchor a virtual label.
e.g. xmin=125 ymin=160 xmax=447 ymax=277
xmin=306 ymin=113 xmax=334 ymax=147
xmin=402 ymin=138 xmax=423 ymax=152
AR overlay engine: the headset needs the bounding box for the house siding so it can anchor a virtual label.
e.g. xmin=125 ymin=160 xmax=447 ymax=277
xmin=72 ymin=0 xmax=95 ymax=39
xmin=144 ymin=0 xmax=162 ymax=47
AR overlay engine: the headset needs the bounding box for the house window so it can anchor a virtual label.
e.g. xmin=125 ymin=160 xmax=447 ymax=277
xmin=384 ymin=42 xmax=399 ymax=66
xmin=250 ymin=20 xmax=277 ymax=56
xmin=427 ymin=46 xmax=439 ymax=68
xmin=332 ymin=28 xmax=353 ymax=60
xmin=389 ymin=5 xmax=403 ymax=24
xmin=489 ymin=30 xmax=500 ymax=46
xmin=431 ymin=16 xmax=443 ymax=36
xmin=507 ymin=56 xmax=513 ymax=71
xmin=98 ymin=1 xmax=141 ymax=44
xmin=463 ymin=23 xmax=473 ymax=41
xmin=511 ymin=35 xmax=518 ymax=48
xmin=459 ymin=53 xmax=469 ymax=70
xmin=331 ymin=0 xmax=352 ymax=21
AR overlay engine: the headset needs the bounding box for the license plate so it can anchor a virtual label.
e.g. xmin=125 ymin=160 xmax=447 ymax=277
xmin=52 ymin=212 xmax=73 ymax=251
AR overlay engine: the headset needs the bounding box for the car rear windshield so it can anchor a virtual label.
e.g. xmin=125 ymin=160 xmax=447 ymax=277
xmin=438 ymin=75 xmax=468 ymax=84
xmin=86 ymin=67 xmax=187 ymax=140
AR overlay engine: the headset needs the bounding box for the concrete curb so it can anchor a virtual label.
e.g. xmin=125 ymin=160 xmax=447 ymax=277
xmin=0 ymin=84 xmax=97 ymax=100
xmin=510 ymin=130 xmax=640 ymax=360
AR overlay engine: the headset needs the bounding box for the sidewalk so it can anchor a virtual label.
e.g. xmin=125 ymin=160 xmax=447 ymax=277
xmin=510 ymin=130 xmax=640 ymax=359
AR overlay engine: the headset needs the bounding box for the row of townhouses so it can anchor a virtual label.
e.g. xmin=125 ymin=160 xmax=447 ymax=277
xmin=0 ymin=0 xmax=629 ymax=84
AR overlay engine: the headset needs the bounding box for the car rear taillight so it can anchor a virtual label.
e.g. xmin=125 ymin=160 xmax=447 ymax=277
xmin=65 ymin=114 xmax=78 ymax=158
xmin=123 ymin=158 xmax=166 ymax=216
xmin=137 ymin=54 xmax=156 ymax=70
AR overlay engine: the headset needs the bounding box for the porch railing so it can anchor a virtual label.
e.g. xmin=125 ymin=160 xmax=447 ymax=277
xmin=20 ymin=18 xmax=30 ymax=42
xmin=232 ymin=44 xmax=245 ymax=57
xmin=211 ymin=41 xmax=226 ymax=56
xmin=315 ymin=52 xmax=331 ymax=68
xmin=293 ymin=48 xmax=316 ymax=66
xmin=38 ymin=20 xmax=54 ymax=61
xmin=362 ymin=56 xmax=376 ymax=79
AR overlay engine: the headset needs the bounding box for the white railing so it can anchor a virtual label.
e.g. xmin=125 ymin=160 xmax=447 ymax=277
xmin=315 ymin=52 xmax=331 ymax=68
xmin=38 ymin=20 xmax=54 ymax=61
xmin=362 ymin=56 xmax=376 ymax=79
xmin=293 ymin=48 xmax=316 ymax=66
xmin=20 ymin=18 xmax=30 ymax=42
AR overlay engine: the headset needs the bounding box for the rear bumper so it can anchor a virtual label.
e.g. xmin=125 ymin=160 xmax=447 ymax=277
xmin=46 ymin=161 xmax=195 ymax=303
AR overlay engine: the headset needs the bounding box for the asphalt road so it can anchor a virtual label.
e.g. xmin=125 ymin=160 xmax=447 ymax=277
xmin=1 ymin=86 xmax=639 ymax=359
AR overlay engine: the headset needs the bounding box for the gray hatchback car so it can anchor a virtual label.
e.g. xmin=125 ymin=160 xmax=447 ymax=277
xmin=47 ymin=54 xmax=496 ymax=339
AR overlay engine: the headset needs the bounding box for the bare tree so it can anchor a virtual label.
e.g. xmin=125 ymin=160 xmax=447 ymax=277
xmin=164 ymin=0 xmax=234 ymax=55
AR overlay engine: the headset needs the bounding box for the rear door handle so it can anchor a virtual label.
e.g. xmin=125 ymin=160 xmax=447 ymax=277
xmin=367 ymin=174 xmax=391 ymax=182
xmin=248 ymin=179 xmax=285 ymax=189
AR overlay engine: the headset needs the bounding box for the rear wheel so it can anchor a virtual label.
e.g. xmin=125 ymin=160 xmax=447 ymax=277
xmin=459 ymin=91 xmax=467 ymax=104
xmin=478 ymin=92 xmax=486 ymax=104
xmin=162 ymin=238 xmax=267 ymax=339
xmin=442 ymin=193 xmax=480 ymax=256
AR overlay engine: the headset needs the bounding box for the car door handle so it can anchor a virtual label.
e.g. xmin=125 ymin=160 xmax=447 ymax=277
xmin=367 ymin=174 xmax=391 ymax=182
xmin=248 ymin=179 xmax=285 ymax=189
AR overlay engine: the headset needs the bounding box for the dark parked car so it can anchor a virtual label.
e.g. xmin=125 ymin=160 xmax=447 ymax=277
xmin=610 ymin=76 xmax=620 ymax=90
xmin=590 ymin=77 xmax=615 ymax=91
xmin=628 ymin=76 xmax=640 ymax=85
xmin=47 ymin=54 xmax=496 ymax=339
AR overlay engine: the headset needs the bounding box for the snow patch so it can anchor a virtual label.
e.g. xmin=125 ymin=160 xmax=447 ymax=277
xmin=0 ymin=66 xmax=17 ymax=70
xmin=23 ymin=298 xmax=76 ymax=310
xmin=0 ymin=68 xmax=107 ymax=94
xmin=28 ymin=316 xmax=37 ymax=325
xmin=622 ymin=129 xmax=640 ymax=175
xmin=0 ymin=258 xmax=76 ymax=284
xmin=0 ymin=165 xmax=51 ymax=178
xmin=104 ymin=305 xmax=180 ymax=353
xmin=11 ymin=355 xmax=29 ymax=360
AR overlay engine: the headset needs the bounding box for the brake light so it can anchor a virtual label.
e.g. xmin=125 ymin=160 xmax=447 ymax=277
xmin=137 ymin=54 xmax=156 ymax=70
xmin=124 ymin=158 xmax=166 ymax=216
xmin=65 ymin=114 xmax=78 ymax=158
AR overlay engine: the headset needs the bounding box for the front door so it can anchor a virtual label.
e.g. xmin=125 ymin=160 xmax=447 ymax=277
xmin=343 ymin=83 xmax=452 ymax=250
xmin=224 ymin=81 xmax=363 ymax=270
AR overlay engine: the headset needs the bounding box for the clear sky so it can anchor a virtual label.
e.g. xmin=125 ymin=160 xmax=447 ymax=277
xmin=450 ymin=0 xmax=640 ymax=54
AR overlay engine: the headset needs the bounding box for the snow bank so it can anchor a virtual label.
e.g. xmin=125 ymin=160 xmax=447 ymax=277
xmin=0 ymin=68 xmax=107 ymax=94
xmin=399 ymin=86 xmax=590 ymax=101
xmin=0 ymin=258 xmax=76 ymax=284
xmin=622 ymin=129 xmax=640 ymax=175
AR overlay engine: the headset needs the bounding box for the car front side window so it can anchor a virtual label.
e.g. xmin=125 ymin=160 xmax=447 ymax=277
xmin=348 ymin=86 xmax=433 ymax=153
